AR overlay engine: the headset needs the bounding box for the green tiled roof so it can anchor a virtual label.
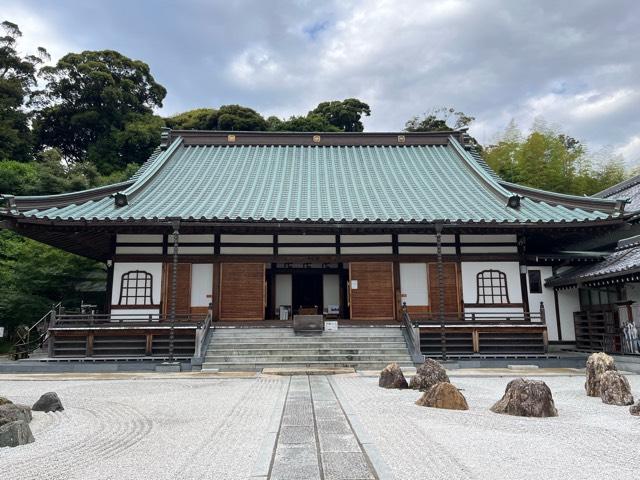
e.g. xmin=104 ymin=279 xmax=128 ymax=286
xmin=6 ymin=135 xmax=623 ymax=224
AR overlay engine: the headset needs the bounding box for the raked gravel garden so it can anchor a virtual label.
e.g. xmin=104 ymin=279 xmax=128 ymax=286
xmin=1 ymin=371 xmax=640 ymax=480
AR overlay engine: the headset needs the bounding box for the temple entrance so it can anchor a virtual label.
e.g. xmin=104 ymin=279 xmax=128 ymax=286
xmin=292 ymin=272 xmax=323 ymax=314
xmin=269 ymin=263 xmax=344 ymax=319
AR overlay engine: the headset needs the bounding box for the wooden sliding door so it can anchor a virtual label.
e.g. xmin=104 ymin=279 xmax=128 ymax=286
xmin=428 ymin=262 xmax=461 ymax=314
xmin=219 ymin=263 xmax=265 ymax=321
xmin=163 ymin=263 xmax=192 ymax=315
xmin=349 ymin=262 xmax=395 ymax=320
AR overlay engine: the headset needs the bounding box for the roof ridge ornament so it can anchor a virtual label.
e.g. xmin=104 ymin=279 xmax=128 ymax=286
xmin=113 ymin=192 xmax=128 ymax=208
xmin=507 ymin=195 xmax=521 ymax=209
xmin=0 ymin=194 xmax=16 ymax=212
xmin=160 ymin=127 xmax=171 ymax=150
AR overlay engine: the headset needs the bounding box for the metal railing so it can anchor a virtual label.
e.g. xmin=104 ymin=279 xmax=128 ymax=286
xmin=194 ymin=309 xmax=214 ymax=359
xmin=400 ymin=304 xmax=425 ymax=363
xmin=410 ymin=309 xmax=546 ymax=325
xmin=12 ymin=302 xmax=61 ymax=360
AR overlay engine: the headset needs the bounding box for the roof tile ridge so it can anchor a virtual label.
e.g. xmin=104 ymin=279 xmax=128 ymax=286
xmin=447 ymin=136 xmax=513 ymax=204
xmin=120 ymin=137 xmax=184 ymax=201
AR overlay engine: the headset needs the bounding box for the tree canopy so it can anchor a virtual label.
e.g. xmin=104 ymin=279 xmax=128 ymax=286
xmin=483 ymin=120 xmax=626 ymax=196
xmin=34 ymin=50 xmax=166 ymax=174
xmin=404 ymin=107 xmax=475 ymax=132
xmin=309 ymin=98 xmax=371 ymax=132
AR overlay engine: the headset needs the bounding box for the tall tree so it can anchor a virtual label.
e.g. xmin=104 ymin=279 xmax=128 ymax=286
xmin=484 ymin=121 xmax=626 ymax=195
xmin=309 ymin=98 xmax=370 ymax=132
xmin=0 ymin=20 xmax=49 ymax=162
xmin=34 ymin=50 xmax=166 ymax=174
xmin=165 ymin=105 xmax=268 ymax=131
xmin=404 ymin=107 xmax=475 ymax=132
xmin=267 ymin=114 xmax=340 ymax=132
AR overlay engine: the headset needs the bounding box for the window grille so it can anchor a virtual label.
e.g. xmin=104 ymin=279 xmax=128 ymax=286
xmin=476 ymin=269 xmax=509 ymax=304
xmin=118 ymin=270 xmax=153 ymax=305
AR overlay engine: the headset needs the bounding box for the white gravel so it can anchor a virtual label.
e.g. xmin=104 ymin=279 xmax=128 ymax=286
xmin=1 ymin=374 xmax=639 ymax=480
xmin=331 ymin=374 xmax=640 ymax=480
xmin=1 ymin=376 xmax=288 ymax=480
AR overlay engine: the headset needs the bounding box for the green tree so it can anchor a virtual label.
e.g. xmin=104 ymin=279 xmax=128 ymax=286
xmin=165 ymin=108 xmax=218 ymax=130
xmin=0 ymin=230 xmax=103 ymax=336
xmin=267 ymin=114 xmax=340 ymax=132
xmin=309 ymin=98 xmax=370 ymax=132
xmin=0 ymin=20 xmax=49 ymax=162
xmin=484 ymin=122 xmax=626 ymax=195
xmin=34 ymin=50 xmax=166 ymax=174
xmin=165 ymin=105 xmax=268 ymax=131
xmin=404 ymin=107 xmax=475 ymax=132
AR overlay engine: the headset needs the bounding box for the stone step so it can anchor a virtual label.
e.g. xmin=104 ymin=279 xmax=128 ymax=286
xmin=210 ymin=329 xmax=402 ymax=337
xmin=204 ymin=354 xmax=413 ymax=363
xmin=201 ymin=360 xmax=415 ymax=371
xmin=207 ymin=342 xmax=406 ymax=351
xmin=206 ymin=347 xmax=411 ymax=356
xmin=208 ymin=335 xmax=405 ymax=343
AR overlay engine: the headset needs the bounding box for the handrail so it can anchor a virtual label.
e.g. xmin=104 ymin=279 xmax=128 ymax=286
xmin=400 ymin=304 xmax=425 ymax=363
xmin=410 ymin=311 xmax=544 ymax=323
xmin=12 ymin=301 xmax=61 ymax=360
xmin=52 ymin=313 xmax=206 ymax=327
xmin=194 ymin=310 xmax=214 ymax=359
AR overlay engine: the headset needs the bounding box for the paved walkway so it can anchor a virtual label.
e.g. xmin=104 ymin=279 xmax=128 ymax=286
xmin=269 ymin=376 xmax=376 ymax=480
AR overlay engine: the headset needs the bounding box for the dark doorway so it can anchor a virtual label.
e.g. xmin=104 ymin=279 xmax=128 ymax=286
xmin=292 ymin=272 xmax=323 ymax=314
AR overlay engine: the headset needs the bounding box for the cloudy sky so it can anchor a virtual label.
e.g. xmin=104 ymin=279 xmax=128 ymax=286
xmin=5 ymin=0 xmax=640 ymax=164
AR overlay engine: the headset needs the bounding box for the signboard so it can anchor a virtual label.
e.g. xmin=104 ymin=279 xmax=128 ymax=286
xmin=324 ymin=320 xmax=338 ymax=331
xmin=351 ymin=280 xmax=358 ymax=290
xmin=0 ymin=326 xmax=4 ymax=338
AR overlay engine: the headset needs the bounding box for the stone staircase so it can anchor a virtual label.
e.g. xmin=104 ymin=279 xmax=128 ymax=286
xmin=201 ymin=326 xmax=414 ymax=371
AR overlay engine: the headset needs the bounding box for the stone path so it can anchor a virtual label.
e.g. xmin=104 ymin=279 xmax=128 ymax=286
xmin=269 ymin=376 xmax=377 ymax=480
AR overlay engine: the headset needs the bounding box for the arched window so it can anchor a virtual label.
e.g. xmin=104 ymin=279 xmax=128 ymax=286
xmin=119 ymin=270 xmax=153 ymax=305
xmin=476 ymin=270 xmax=509 ymax=304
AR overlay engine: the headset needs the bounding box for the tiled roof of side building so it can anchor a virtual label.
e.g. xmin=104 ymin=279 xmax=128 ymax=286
xmin=595 ymin=174 xmax=640 ymax=213
xmin=0 ymin=131 xmax=625 ymax=225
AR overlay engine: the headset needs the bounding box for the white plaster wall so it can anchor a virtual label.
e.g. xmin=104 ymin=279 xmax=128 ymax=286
xmin=556 ymin=288 xmax=579 ymax=341
xmin=279 ymin=235 xmax=335 ymax=244
xmin=460 ymin=246 xmax=518 ymax=253
xmin=525 ymin=266 xmax=558 ymax=339
xmin=341 ymin=247 xmax=393 ymax=254
xmin=116 ymin=234 xmax=163 ymax=243
xmin=399 ymin=263 xmax=428 ymax=306
xmin=397 ymin=234 xmax=455 ymax=243
xmin=110 ymin=309 xmax=160 ymax=319
xmin=180 ymin=234 xmax=215 ymax=243
xmin=323 ymin=274 xmax=340 ymax=310
xmin=461 ymin=261 xmax=523 ymax=305
xmin=398 ymin=246 xmax=457 ymax=254
xmin=341 ymin=234 xmax=391 ymax=243
xmin=220 ymin=246 xmax=274 ymax=255
xmin=220 ymin=234 xmax=272 ymax=243
xmin=278 ymin=247 xmax=336 ymax=254
xmin=460 ymin=234 xmax=517 ymax=243
xmin=275 ymin=274 xmax=293 ymax=313
xmin=178 ymin=246 xmax=215 ymax=255
xmin=115 ymin=246 xmax=163 ymax=254
xmin=111 ymin=262 xmax=163 ymax=306
xmin=191 ymin=264 xmax=213 ymax=307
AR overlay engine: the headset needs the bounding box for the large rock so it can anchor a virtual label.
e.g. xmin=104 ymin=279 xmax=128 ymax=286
xmin=585 ymin=352 xmax=616 ymax=397
xmin=0 ymin=396 xmax=13 ymax=406
xmin=32 ymin=392 xmax=64 ymax=412
xmin=415 ymin=382 xmax=469 ymax=410
xmin=379 ymin=363 xmax=408 ymax=389
xmin=410 ymin=358 xmax=450 ymax=391
xmin=630 ymin=400 xmax=640 ymax=416
xmin=599 ymin=371 xmax=634 ymax=406
xmin=0 ymin=403 xmax=32 ymax=426
xmin=0 ymin=420 xmax=35 ymax=447
xmin=490 ymin=378 xmax=558 ymax=417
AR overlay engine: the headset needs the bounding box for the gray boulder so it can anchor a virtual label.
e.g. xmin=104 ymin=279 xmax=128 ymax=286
xmin=491 ymin=378 xmax=558 ymax=417
xmin=0 ymin=403 xmax=32 ymax=426
xmin=416 ymin=382 xmax=469 ymax=410
xmin=379 ymin=363 xmax=408 ymax=389
xmin=32 ymin=392 xmax=64 ymax=412
xmin=0 ymin=420 xmax=35 ymax=447
xmin=599 ymin=370 xmax=634 ymax=406
xmin=410 ymin=358 xmax=449 ymax=391
xmin=585 ymin=352 xmax=616 ymax=397
xmin=630 ymin=400 xmax=640 ymax=416
xmin=0 ymin=396 xmax=12 ymax=406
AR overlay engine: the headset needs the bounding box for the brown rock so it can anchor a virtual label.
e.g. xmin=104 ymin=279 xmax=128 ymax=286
xmin=585 ymin=352 xmax=616 ymax=397
xmin=415 ymin=382 xmax=469 ymax=410
xmin=630 ymin=401 xmax=640 ymax=416
xmin=410 ymin=358 xmax=449 ymax=391
xmin=0 ymin=420 xmax=35 ymax=447
xmin=599 ymin=370 xmax=634 ymax=406
xmin=0 ymin=403 xmax=32 ymax=426
xmin=490 ymin=378 xmax=558 ymax=417
xmin=379 ymin=363 xmax=408 ymax=389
